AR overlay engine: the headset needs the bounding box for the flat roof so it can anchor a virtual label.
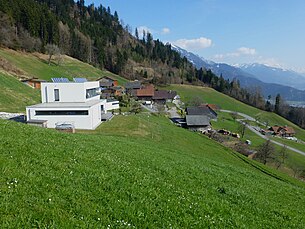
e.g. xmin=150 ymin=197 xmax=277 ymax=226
xmin=26 ymin=100 xmax=102 ymax=109
xmin=27 ymin=119 xmax=48 ymax=124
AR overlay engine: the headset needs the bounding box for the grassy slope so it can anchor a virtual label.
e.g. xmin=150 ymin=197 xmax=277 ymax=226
xmin=1 ymin=115 xmax=305 ymax=228
xmin=0 ymin=48 xmax=128 ymax=113
xmin=0 ymin=48 xmax=128 ymax=85
xmin=168 ymin=84 xmax=305 ymax=155
xmin=0 ymin=72 xmax=40 ymax=112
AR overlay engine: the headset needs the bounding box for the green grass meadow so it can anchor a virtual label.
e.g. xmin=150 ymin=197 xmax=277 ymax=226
xmin=0 ymin=72 xmax=40 ymax=112
xmin=0 ymin=48 xmax=128 ymax=85
xmin=1 ymin=115 xmax=305 ymax=228
xmin=2 ymin=49 xmax=305 ymax=227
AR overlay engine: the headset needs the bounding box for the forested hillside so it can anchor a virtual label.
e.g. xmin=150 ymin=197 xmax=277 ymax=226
xmin=1 ymin=0 xmax=305 ymax=129
xmin=0 ymin=0 xmax=197 ymax=84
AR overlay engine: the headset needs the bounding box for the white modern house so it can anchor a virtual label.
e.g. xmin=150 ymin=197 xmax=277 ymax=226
xmin=26 ymin=78 xmax=119 ymax=130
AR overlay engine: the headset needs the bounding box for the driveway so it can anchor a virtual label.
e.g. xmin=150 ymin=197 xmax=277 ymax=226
xmin=167 ymin=107 xmax=180 ymax=118
xmin=140 ymin=104 xmax=157 ymax=113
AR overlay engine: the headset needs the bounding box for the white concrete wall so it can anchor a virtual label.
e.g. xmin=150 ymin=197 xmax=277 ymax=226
xmin=41 ymin=82 xmax=100 ymax=103
xmin=26 ymin=104 xmax=102 ymax=130
xmin=104 ymin=100 xmax=120 ymax=112
xmin=91 ymin=103 xmax=102 ymax=129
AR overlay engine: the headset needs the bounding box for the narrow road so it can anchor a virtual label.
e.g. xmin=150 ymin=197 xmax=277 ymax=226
xmin=219 ymin=109 xmax=305 ymax=157
xmin=247 ymin=124 xmax=305 ymax=156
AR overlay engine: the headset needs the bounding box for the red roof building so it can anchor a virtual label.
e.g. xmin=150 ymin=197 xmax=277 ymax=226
xmin=136 ymin=84 xmax=155 ymax=99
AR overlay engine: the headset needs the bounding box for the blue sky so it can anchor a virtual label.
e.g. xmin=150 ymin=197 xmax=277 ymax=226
xmin=89 ymin=0 xmax=305 ymax=72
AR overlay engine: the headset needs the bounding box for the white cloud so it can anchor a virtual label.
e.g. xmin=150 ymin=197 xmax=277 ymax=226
xmin=172 ymin=37 xmax=213 ymax=50
xmin=161 ymin=27 xmax=170 ymax=35
xmin=137 ymin=26 xmax=154 ymax=36
xmin=237 ymin=47 xmax=256 ymax=55
xmin=214 ymin=47 xmax=257 ymax=59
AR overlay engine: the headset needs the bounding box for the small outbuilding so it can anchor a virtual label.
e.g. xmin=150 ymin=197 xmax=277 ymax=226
xmin=21 ymin=77 xmax=46 ymax=89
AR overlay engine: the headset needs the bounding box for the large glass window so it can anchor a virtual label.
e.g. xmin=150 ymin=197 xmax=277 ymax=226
xmin=36 ymin=110 xmax=89 ymax=116
xmin=54 ymin=89 xmax=59 ymax=101
xmin=86 ymin=88 xmax=99 ymax=99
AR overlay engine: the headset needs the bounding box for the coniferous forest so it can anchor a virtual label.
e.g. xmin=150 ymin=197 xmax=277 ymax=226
xmin=0 ymin=0 xmax=305 ymax=128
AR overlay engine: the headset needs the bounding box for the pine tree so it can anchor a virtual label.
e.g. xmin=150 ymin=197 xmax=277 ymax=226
xmin=135 ymin=28 xmax=139 ymax=40
xmin=275 ymin=94 xmax=281 ymax=114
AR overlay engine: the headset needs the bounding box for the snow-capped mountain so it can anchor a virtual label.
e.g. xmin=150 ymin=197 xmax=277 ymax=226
xmin=238 ymin=63 xmax=305 ymax=90
xmin=171 ymin=44 xmax=215 ymax=67
xmin=171 ymin=44 xmax=305 ymax=102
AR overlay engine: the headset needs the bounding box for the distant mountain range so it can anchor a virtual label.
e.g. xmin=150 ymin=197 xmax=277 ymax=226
xmin=171 ymin=44 xmax=305 ymax=102
xmin=238 ymin=63 xmax=305 ymax=91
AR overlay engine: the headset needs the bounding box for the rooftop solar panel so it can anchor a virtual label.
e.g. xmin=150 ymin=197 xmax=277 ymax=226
xmin=73 ymin=78 xmax=88 ymax=83
xmin=51 ymin=78 xmax=70 ymax=83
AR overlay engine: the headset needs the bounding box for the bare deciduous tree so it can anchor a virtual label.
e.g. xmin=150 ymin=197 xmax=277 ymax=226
xmin=256 ymin=140 xmax=275 ymax=165
xmin=58 ymin=21 xmax=71 ymax=55
xmin=45 ymin=43 xmax=60 ymax=65
xmin=237 ymin=121 xmax=248 ymax=138
xmin=230 ymin=112 xmax=238 ymax=121
xmin=275 ymin=145 xmax=288 ymax=169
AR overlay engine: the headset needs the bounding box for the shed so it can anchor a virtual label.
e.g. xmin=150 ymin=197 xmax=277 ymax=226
xmin=22 ymin=78 xmax=46 ymax=89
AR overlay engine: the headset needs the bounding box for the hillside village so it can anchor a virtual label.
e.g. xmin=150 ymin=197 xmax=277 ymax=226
xmin=2 ymin=50 xmax=305 ymax=227
xmin=2 ymin=73 xmax=297 ymax=164
xmin=1 ymin=0 xmax=305 ymax=227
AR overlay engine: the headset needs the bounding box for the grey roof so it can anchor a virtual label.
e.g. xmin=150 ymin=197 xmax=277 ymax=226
xmin=186 ymin=115 xmax=210 ymax=126
xmin=186 ymin=106 xmax=217 ymax=119
xmin=153 ymin=90 xmax=177 ymax=100
xmin=100 ymin=81 xmax=113 ymax=87
xmin=125 ymin=81 xmax=141 ymax=89
xmin=97 ymin=76 xmax=116 ymax=82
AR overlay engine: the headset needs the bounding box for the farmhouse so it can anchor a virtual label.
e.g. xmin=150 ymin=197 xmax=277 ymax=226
xmin=97 ymin=76 xmax=118 ymax=87
xmin=186 ymin=105 xmax=218 ymax=120
xmin=268 ymin=125 xmax=296 ymax=137
xmin=125 ymin=80 xmax=142 ymax=94
xmin=185 ymin=115 xmax=211 ymax=132
xmin=26 ymin=78 xmax=119 ymax=130
xmin=136 ymin=84 xmax=155 ymax=101
xmin=153 ymin=90 xmax=177 ymax=104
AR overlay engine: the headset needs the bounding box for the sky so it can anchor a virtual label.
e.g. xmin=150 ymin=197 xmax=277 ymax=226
xmin=89 ymin=0 xmax=305 ymax=72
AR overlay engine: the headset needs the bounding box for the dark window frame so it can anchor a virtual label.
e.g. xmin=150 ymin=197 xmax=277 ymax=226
xmin=86 ymin=88 xmax=99 ymax=99
xmin=35 ymin=110 xmax=89 ymax=116
xmin=54 ymin=89 xmax=59 ymax=101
